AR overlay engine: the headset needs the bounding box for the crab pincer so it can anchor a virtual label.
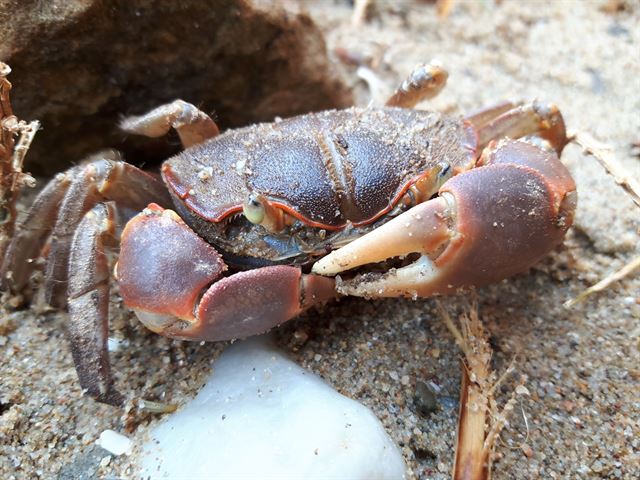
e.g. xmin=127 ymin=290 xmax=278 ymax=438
xmin=116 ymin=205 xmax=336 ymax=342
xmin=312 ymin=138 xmax=577 ymax=297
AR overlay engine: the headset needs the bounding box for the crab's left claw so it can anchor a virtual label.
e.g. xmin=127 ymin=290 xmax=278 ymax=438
xmin=312 ymin=139 xmax=576 ymax=298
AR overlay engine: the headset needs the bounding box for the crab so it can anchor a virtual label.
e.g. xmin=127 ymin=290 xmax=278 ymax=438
xmin=0 ymin=63 xmax=576 ymax=405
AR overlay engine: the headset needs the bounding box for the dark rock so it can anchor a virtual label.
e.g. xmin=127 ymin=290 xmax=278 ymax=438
xmin=0 ymin=0 xmax=352 ymax=175
xmin=413 ymin=380 xmax=438 ymax=417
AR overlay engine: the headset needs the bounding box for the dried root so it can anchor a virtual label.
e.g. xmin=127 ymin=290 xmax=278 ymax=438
xmin=564 ymin=255 xmax=640 ymax=308
xmin=0 ymin=63 xmax=39 ymax=261
xmin=438 ymin=301 xmax=529 ymax=480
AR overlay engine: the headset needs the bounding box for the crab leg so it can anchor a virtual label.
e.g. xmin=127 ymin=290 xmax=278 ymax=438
xmin=67 ymin=202 xmax=123 ymax=405
xmin=463 ymin=100 xmax=516 ymax=130
xmin=475 ymin=101 xmax=567 ymax=154
xmin=312 ymin=139 xmax=576 ymax=298
xmin=48 ymin=156 xmax=171 ymax=307
xmin=385 ymin=62 xmax=448 ymax=109
xmin=1 ymin=170 xmax=72 ymax=291
xmin=120 ymin=99 xmax=219 ymax=148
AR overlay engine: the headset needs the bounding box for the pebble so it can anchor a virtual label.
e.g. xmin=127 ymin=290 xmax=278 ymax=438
xmin=96 ymin=430 xmax=132 ymax=456
xmin=137 ymin=336 xmax=407 ymax=479
xmin=414 ymin=380 xmax=438 ymax=417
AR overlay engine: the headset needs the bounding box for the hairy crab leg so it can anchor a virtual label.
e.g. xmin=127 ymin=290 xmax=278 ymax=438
xmin=312 ymin=138 xmax=576 ymax=297
xmin=385 ymin=62 xmax=448 ymax=109
xmin=117 ymin=205 xmax=337 ymax=343
xmin=475 ymin=101 xmax=567 ymax=154
xmin=120 ymin=99 xmax=219 ymax=148
xmin=67 ymin=202 xmax=123 ymax=405
xmin=1 ymin=170 xmax=73 ymax=292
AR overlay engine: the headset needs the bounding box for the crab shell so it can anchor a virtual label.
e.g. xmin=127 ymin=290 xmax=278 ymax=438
xmin=161 ymin=107 xmax=477 ymax=263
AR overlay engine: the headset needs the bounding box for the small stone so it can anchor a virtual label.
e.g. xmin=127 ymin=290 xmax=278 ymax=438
xmin=429 ymin=348 xmax=440 ymax=359
xmin=591 ymin=460 xmax=604 ymax=473
xmin=0 ymin=315 xmax=18 ymax=336
xmin=521 ymin=443 xmax=534 ymax=458
xmin=97 ymin=430 xmax=132 ymax=456
xmin=414 ymin=380 xmax=438 ymax=417
xmin=290 ymin=329 xmax=309 ymax=350
xmin=400 ymin=375 xmax=410 ymax=386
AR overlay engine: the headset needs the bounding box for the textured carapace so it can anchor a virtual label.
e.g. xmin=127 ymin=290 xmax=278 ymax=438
xmin=162 ymin=107 xmax=477 ymax=230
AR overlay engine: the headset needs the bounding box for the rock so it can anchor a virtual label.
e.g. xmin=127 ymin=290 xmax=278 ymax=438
xmin=0 ymin=0 xmax=352 ymax=175
xmin=137 ymin=336 xmax=407 ymax=479
xmin=413 ymin=380 xmax=438 ymax=417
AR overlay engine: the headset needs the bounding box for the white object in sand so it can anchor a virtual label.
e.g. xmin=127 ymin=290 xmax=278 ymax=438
xmin=137 ymin=336 xmax=407 ymax=479
xmin=97 ymin=429 xmax=132 ymax=456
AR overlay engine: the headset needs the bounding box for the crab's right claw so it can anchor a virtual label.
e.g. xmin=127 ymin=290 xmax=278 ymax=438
xmin=312 ymin=139 xmax=577 ymax=298
xmin=117 ymin=205 xmax=336 ymax=343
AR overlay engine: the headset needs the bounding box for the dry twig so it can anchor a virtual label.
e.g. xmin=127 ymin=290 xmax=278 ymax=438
xmin=0 ymin=62 xmax=39 ymax=260
xmin=438 ymin=301 xmax=528 ymax=480
xmin=564 ymin=131 xmax=640 ymax=306
xmin=564 ymin=255 xmax=640 ymax=308
xmin=569 ymin=131 xmax=640 ymax=209
xmin=351 ymin=0 xmax=372 ymax=26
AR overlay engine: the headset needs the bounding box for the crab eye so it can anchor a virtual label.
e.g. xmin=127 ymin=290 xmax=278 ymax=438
xmin=243 ymin=194 xmax=265 ymax=225
xmin=435 ymin=162 xmax=453 ymax=188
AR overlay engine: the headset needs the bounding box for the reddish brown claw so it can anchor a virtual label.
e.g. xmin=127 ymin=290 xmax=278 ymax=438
xmin=191 ymin=266 xmax=336 ymax=341
xmin=116 ymin=205 xmax=227 ymax=323
xmin=313 ymin=139 xmax=576 ymax=297
xmin=117 ymin=205 xmax=336 ymax=342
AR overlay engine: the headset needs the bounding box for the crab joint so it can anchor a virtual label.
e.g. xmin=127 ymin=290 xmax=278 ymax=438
xmin=414 ymin=162 xmax=453 ymax=200
xmin=391 ymin=163 xmax=453 ymax=216
xmin=242 ymin=193 xmax=292 ymax=233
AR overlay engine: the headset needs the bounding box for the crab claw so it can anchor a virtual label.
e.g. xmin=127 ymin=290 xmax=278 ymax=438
xmin=117 ymin=205 xmax=336 ymax=342
xmin=312 ymin=197 xmax=452 ymax=277
xmin=312 ymin=139 xmax=576 ymax=298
